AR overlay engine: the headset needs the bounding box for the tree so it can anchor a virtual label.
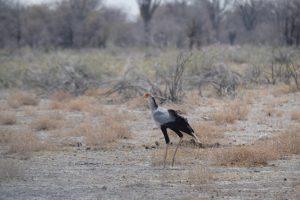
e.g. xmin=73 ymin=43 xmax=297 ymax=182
xmin=274 ymin=0 xmax=300 ymax=46
xmin=22 ymin=5 xmax=51 ymax=48
xmin=236 ymin=0 xmax=262 ymax=32
xmin=52 ymin=0 xmax=101 ymax=48
xmin=202 ymin=0 xmax=232 ymax=42
xmin=137 ymin=0 xmax=161 ymax=46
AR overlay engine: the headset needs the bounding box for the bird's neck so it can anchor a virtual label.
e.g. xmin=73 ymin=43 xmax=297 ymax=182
xmin=148 ymin=96 xmax=158 ymax=112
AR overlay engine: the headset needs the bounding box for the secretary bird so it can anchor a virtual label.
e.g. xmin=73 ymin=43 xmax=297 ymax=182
xmin=144 ymin=92 xmax=200 ymax=168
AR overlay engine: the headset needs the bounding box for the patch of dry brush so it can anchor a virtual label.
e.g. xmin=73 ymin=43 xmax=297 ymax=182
xmin=213 ymin=100 xmax=250 ymax=124
xmin=7 ymin=91 xmax=39 ymax=108
xmin=30 ymin=112 xmax=63 ymax=131
xmin=291 ymin=111 xmax=300 ymax=121
xmin=193 ymin=122 xmax=223 ymax=144
xmin=0 ymin=130 xmax=49 ymax=158
xmin=0 ymin=112 xmax=17 ymax=125
xmin=188 ymin=165 xmax=213 ymax=185
xmin=211 ymin=129 xmax=300 ymax=166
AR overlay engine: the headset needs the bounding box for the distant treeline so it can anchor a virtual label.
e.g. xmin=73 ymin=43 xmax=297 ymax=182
xmin=0 ymin=0 xmax=299 ymax=49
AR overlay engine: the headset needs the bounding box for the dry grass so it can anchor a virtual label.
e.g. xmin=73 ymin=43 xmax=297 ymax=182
xmin=0 ymin=112 xmax=17 ymax=125
xmin=76 ymin=120 xmax=130 ymax=148
xmin=193 ymin=122 xmax=223 ymax=144
xmin=49 ymin=100 xmax=66 ymax=110
xmin=291 ymin=111 xmax=300 ymax=121
xmin=67 ymin=96 xmax=96 ymax=112
xmin=264 ymin=106 xmax=283 ymax=117
xmin=49 ymin=90 xmax=72 ymax=110
xmin=7 ymin=90 xmax=39 ymax=108
xmin=187 ymin=165 xmax=213 ymax=185
xmin=211 ymin=129 xmax=300 ymax=166
xmin=0 ymin=129 xmax=13 ymax=144
xmin=213 ymin=100 xmax=250 ymax=124
xmin=126 ymin=96 xmax=147 ymax=109
xmin=7 ymin=131 xmax=46 ymax=158
xmin=30 ymin=113 xmax=62 ymax=131
xmin=183 ymin=90 xmax=202 ymax=106
xmin=50 ymin=90 xmax=72 ymax=101
xmin=0 ymin=159 xmax=23 ymax=182
xmin=66 ymin=111 xmax=131 ymax=148
xmin=272 ymin=84 xmax=297 ymax=96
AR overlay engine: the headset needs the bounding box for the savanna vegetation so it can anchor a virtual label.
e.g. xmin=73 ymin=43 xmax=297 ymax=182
xmin=0 ymin=0 xmax=300 ymax=199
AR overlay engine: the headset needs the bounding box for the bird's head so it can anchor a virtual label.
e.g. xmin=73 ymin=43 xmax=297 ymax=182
xmin=143 ymin=92 xmax=152 ymax=98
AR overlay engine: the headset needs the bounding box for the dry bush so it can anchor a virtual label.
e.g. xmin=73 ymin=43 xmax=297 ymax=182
xmin=126 ymin=96 xmax=147 ymax=109
xmin=49 ymin=100 xmax=66 ymax=110
xmin=0 ymin=112 xmax=17 ymax=125
xmin=193 ymin=122 xmax=223 ymax=144
xmin=0 ymin=129 xmax=12 ymax=144
xmin=49 ymin=90 xmax=72 ymax=109
xmin=68 ymin=96 xmax=96 ymax=112
xmin=187 ymin=165 xmax=213 ymax=185
xmin=264 ymin=106 xmax=283 ymax=117
xmin=213 ymin=101 xmax=249 ymax=124
xmin=291 ymin=111 xmax=300 ymax=121
xmin=212 ymin=145 xmax=279 ymax=166
xmin=274 ymin=130 xmax=300 ymax=155
xmin=70 ymin=112 xmax=131 ymax=148
xmin=184 ymin=90 xmax=202 ymax=106
xmin=211 ymin=129 xmax=300 ymax=166
xmin=7 ymin=91 xmax=39 ymax=108
xmin=8 ymin=131 xmax=45 ymax=157
xmin=0 ymin=159 xmax=23 ymax=182
xmin=50 ymin=90 xmax=72 ymax=101
xmin=272 ymin=84 xmax=298 ymax=97
xmin=30 ymin=112 xmax=63 ymax=131
xmin=78 ymin=120 xmax=130 ymax=148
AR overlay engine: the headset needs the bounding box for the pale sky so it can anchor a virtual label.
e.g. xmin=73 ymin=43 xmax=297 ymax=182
xmin=21 ymin=0 xmax=139 ymax=19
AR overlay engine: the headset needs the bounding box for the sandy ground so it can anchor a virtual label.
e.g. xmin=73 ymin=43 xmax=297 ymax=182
xmin=0 ymin=88 xmax=300 ymax=200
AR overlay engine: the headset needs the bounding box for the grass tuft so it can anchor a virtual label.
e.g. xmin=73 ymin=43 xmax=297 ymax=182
xmin=188 ymin=165 xmax=213 ymax=185
xmin=193 ymin=122 xmax=223 ymax=144
xmin=7 ymin=91 xmax=39 ymax=108
xmin=213 ymin=100 xmax=249 ymax=124
xmin=7 ymin=131 xmax=46 ymax=158
xmin=211 ymin=129 xmax=300 ymax=166
xmin=0 ymin=112 xmax=17 ymax=125
xmin=291 ymin=111 xmax=300 ymax=121
xmin=30 ymin=113 xmax=62 ymax=131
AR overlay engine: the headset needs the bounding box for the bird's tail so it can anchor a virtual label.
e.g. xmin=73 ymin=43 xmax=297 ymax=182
xmin=191 ymin=132 xmax=200 ymax=144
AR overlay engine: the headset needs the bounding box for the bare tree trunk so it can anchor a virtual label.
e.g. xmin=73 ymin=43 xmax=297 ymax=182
xmin=137 ymin=0 xmax=161 ymax=47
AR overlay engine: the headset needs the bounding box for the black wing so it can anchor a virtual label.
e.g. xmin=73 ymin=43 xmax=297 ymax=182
xmin=168 ymin=109 xmax=194 ymax=134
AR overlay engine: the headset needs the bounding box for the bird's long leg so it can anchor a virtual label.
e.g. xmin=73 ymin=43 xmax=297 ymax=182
xmin=172 ymin=137 xmax=183 ymax=167
xmin=163 ymin=143 xmax=169 ymax=169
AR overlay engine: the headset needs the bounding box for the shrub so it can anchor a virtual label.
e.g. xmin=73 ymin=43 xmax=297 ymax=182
xmin=8 ymin=131 xmax=45 ymax=158
xmin=30 ymin=115 xmax=59 ymax=131
xmin=291 ymin=111 xmax=300 ymax=121
xmin=214 ymin=100 xmax=249 ymax=124
xmin=211 ymin=129 xmax=300 ymax=166
xmin=7 ymin=91 xmax=39 ymax=108
xmin=0 ymin=112 xmax=17 ymax=125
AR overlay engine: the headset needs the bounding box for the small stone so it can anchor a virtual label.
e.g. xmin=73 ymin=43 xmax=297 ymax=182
xmin=102 ymin=186 xmax=107 ymax=191
xmin=283 ymin=178 xmax=287 ymax=181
